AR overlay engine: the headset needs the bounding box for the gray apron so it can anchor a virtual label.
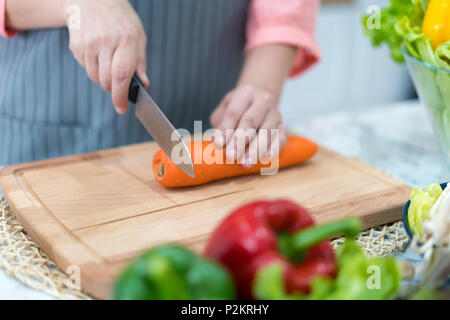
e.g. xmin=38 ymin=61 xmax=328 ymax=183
xmin=0 ymin=0 xmax=249 ymax=165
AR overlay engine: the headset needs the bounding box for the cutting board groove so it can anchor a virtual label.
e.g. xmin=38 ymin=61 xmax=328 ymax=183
xmin=0 ymin=141 xmax=411 ymax=299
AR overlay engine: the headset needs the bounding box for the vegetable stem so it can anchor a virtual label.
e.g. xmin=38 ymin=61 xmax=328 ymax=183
xmin=279 ymin=218 xmax=361 ymax=263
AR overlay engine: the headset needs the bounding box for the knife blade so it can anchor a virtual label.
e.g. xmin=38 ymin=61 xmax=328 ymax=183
xmin=128 ymin=74 xmax=195 ymax=178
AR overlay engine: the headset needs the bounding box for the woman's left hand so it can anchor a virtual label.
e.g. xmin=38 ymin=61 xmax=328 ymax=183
xmin=210 ymin=44 xmax=297 ymax=167
xmin=210 ymin=84 xmax=287 ymax=167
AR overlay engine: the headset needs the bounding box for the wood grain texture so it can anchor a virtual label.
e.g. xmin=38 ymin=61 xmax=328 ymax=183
xmin=0 ymin=141 xmax=411 ymax=299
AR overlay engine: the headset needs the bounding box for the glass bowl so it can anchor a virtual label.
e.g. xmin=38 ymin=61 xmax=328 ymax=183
xmin=403 ymin=48 xmax=450 ymax=170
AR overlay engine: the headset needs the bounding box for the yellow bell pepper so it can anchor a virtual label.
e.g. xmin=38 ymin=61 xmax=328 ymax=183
xmin=423 ymin=0 xmax=450 ymax=48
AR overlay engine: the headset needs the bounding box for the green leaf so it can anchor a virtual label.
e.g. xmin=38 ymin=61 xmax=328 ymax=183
xmin=362 ymin=0 xmax=426 ymax=63
xmin=325 ymin=240 xmax=402 ymax=300
xmin=408 ymin=184 xmax=442 ymax=236
xmin=253 ymin=239 xmax=402 ymax=300
xmin=252 ymin=263 xmax=303 ymax=300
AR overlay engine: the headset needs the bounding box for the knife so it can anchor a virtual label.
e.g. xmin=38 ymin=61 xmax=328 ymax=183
xmin=128 ymin=74 xmax=195 ymax=178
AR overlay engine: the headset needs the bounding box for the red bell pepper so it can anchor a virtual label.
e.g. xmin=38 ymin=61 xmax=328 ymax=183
xmin=204 ymin=199 xmax=361 ymax=299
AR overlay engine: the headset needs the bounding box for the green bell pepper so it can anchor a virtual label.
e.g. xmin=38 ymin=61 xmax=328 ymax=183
xmin=114 ymin=245 xmax=236 ymax=300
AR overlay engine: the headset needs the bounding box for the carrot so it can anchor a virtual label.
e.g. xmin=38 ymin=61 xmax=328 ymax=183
xmin=152 ymin=136 xmax=318 ymax=188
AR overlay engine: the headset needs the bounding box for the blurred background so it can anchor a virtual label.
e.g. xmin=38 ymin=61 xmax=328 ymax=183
xmin=279 ymin=0 xmax=416 ymax=126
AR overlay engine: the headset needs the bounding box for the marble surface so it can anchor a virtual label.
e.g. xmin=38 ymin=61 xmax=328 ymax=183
xmin=0 ymin=271 xmax=53 ymax=300
xmin=0 ymin=99 xmax=447 ymax=299
xmin=291 ymin=100 xmax=448 ymax=187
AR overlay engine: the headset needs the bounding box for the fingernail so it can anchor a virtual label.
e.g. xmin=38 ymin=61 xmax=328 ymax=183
xmin=115 ymin=106 xmax=125 ymax=114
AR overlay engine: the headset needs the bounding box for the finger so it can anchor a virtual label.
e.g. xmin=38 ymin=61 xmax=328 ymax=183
xmin=136 ymin=38 xmax=150 ymax=88
xmin=279 ymin=126 xmax=288 ymax=150
xmin=245 ymin=132 xmax=261 ymax=168
xmin=258 ymin=109 xmax=282 ymax=159
xmin=98 ymin=48 xmax=114 ymax=92
xmin=268 ymin=125 xmax=288 ymax=158
xmin=68 ymin=32 xmax=85 ymax=68
xmin=210 ymin=92 xmax=233 ymax=146
xmin=111 ymin=44 xmax=137 ymax=114
xmin=235 ymin=100 xmax=271 ymax=162
xmin=227 ymin=130 xmax=251 ymax=163
xmin=246 ymin=124 xmax=273 ymax=166
xmin=136 ymin=69 xmax=150 ymax=88
xmin=217 ymin=89 xmax=253 ymax=149
xmin=85 ymin=53 xmax=100 ymax=84
xmin=240 ymin=148 xmax=253 ymax=169
xmin=210 ymin=91 xmax=233 ymax=128
xmin=74 ymin=52 xmax=86 ymax=68
xmin=210 ymin=102 xmax=226 ymax=130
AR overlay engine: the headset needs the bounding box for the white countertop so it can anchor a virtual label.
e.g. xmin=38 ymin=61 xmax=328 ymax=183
xmin=0 ymin=99 xmax=447 ymax=299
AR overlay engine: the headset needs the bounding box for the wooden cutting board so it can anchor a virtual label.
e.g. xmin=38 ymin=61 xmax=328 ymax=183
xmin=0 ymin=141 xmax=411 ymax=299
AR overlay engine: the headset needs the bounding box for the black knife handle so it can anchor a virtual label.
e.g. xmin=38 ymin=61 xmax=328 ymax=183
xmin=128 ymin=73 xmax=144 ymax=104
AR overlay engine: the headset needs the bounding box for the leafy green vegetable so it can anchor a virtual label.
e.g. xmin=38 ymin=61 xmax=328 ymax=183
xmin=395 ymin=16 xmax=436 ymax=65
xmin=362 ymin=0 xmax=428 ymax=62
xmin=408 ymin=183 xmax=442 ymax=236
xmin=435 ymin=42 xmax=450 ymax=69
xmin=253 ymin=239 xmax=402 ymax=300
xmin=424 ymin=182 xmax=444 ymax=199
xmin=252 ymin=264 xmax=302 ymax=300
xmin=321 ymin=239 xmax=402 ymax=300
xmin=362 ymin=0 xmax=450 ymax=168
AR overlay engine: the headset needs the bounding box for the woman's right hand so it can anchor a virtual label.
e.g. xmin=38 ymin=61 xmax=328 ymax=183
xmin=65 ymin=0 xmax=149 ymax=114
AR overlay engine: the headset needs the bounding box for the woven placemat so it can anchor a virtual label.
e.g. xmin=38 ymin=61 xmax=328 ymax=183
xmin=0 ymin=197 xmax=91 ymax=300
xmin=0 ymin=196 xmax=410 ymax=300
xmin=332 ymin=221 xmax=410 ymax=256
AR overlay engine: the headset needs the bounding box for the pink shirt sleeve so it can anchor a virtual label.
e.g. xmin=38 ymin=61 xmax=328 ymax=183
xmin=0 ymin=0 xmax=17 ymax=38
xmin=246 ymin=0 xmax=320 ymax=77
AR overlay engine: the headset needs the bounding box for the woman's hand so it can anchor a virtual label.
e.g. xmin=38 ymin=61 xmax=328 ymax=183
xmin=66 ymin=0 xmax=149 ymax=114
xmin=210 ymin=85 xmax=287 ymax=167
xmin=210 ymin=44 xmax=298 ymax=167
